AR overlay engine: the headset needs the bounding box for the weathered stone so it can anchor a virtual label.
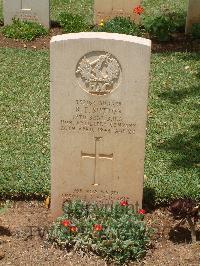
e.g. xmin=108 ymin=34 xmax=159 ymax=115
xmin=0 ymin=250 xmax=5 ymax=260
xmin=50 ymin=32 xmax=151 ymax=219
xmin=94 ymin=0 xmax=142 ymax=24
xmin=3 ymin=0 xmax=50 ymax=29
xmin=185 ymin=0 xmax=200 ymax=34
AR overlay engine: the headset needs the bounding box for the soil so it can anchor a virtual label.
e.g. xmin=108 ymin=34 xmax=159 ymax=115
xmin=0 ymin=201 xmax=199 ymax=266
xmin=0 ymin=27 xmax=61 ymax=50
xmin=0 ymin=27 xmax=200 ymax=52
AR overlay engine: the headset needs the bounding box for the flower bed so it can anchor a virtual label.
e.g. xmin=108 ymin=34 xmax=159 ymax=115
xmin=49 ymin=200 xmax=151 ymax=264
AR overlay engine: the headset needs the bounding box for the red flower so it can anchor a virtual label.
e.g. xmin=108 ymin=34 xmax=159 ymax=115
xmin=138 ymin=209 xmax=146 ymax=215
xmin=93 ymin=224 xmax=103 ymax=231
xmin=120 ymin=200 xmax=129 ymax=206
xmin=133 ymin=5 xmax=144 ymax=15
xmin=70 ymin=225 xmax=78 ymax=232
xmin=61 ymin=219 xmax=71 ymax=227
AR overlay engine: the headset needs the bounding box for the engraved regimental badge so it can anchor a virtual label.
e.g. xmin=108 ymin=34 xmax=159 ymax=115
xmin=76 ymin=51 xmax=121 ymax=96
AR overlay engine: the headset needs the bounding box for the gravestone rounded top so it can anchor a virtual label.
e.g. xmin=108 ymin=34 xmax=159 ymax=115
xmin=50 ymin=32 xmax=151 ymax=47
xmin=3 ymin=0 xmax=50 ymax=29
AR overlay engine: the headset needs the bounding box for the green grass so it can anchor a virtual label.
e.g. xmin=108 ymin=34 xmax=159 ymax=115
xmin=50 ymin=0 xmax=188 ymax=25
xmin=0 ymin=0 xmax=199 ymax=204
xmin=142 ymin=0 xmax=187 ymax=17
xmin=0 ymin=48 xmax=50 ymax=197
xmin=0 ymin=0 xmax=94 ymax=24
xmin=0 ymin=0 xmax=186 ymax=25
xmin=145 ymin=53 xmax=200 ymax=204
xmin=50 ymin=0 xmax=94 ymax=24
xmin=0 ymin=48 xmax=199 ymax=204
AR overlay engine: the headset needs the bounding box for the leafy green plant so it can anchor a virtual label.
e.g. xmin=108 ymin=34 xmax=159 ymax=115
xmin=172 ymin=12 xmax=186 ymax=32
xmin=191 ymin=23 xmax=200 ymax=39
xmin=58 ymin=12 xmax=89 ymax=33
xmin=142 ymin=10 xmax=185 ymax=42
xmin=49 ymin=200 xmax=151 ymax=264
xmin=143 ymin=13 xmax=176 ymax=41
xmin=2 ymin=19 xmax=48 ymax=41
xmin=95 ymin=17 xmax=142 ymax=36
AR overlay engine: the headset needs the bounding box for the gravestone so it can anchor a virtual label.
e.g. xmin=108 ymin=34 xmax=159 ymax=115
xmin=185 ymin=0 xmax=200 ymax=34
xmin=94 ymin=0 xmax=142 ymax=24
xmin=51 ymin=32 xmax=151 ymax=219
xmin=3 ymin=0 xmax=50 ymax=29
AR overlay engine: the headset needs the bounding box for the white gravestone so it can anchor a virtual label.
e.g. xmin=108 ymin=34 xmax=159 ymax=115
xmin=185 ymin=0 xmax=200 ymax=34
xmin=3 ymin=0 xmax=50 ymax=29
xmin=50 ymin=33 xmax=151 ymax=219
xmin=94 ymin=0 xmax=142 ymax=24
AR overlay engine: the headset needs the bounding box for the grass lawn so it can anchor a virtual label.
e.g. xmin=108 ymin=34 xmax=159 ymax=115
xmin=0 ymin=48 xmax=199 ymax=204
xmin=50 ymin=0 xmax=94 ymax=23
xmin=142 ymin=0 xmax=187 ymax=17
xmin=0 ymin=49 xmax=50 ymax=197
xmin=145 ymin=53 xmax=200 ymax=204
xmin=0 ymin=0 xmax=94 ymax=23
xmin=0 ymin=0 xmax=187 ymax=24
xmin=0 ymin=0 xmax=199 ymax=204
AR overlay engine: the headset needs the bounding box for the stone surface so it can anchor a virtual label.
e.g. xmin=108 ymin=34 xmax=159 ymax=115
xmin=94 ymin=0 xmax=142 ymax=24
xmin=50 ymin=32 xmax=151 ymax=219
xmin=3 ymin=0 xmax=50 ymax=29
xmin=185 ymin=0 xmax=200 ymax=34
xmin=0 ymin=250 xmax=5 ymax=260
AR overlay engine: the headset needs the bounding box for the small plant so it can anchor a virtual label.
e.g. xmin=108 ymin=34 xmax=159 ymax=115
xmin=191 ymin=23 xmax=200 ymax=39
xmin=169 ymin=199 xmax=200 ymax=242
xmin=95 ymin=16 xmax=141 ymax=36
xmin=49 ymin=200 xmax=151 ymax=264
xmin=142 ymin=8 xmax=186 ymax=42
xmin=58 ymin=12 xmax=89 ymax=33
xmin=143 ymin=14 xmax=176 ymax=41
xmin=173 ymin=12 xmax=186 ymax=33
xmin=2 ymin=19 xmax=48 ymax=41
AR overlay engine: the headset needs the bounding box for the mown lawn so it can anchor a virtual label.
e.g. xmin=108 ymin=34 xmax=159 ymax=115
xmin=0 ymin=48 xmax=199 ymax=204
xmin=145 ymin=52 xmax=200 ymax=204
xmin=0 ymin=49 xmax=50 ymax=197
xmin=0 ymin=0 xmax=187 ymax=24
xmin=142 ymin=0 xmax=187 ymax=17
xmin=0 ymin=0 xmax=198 ymax=204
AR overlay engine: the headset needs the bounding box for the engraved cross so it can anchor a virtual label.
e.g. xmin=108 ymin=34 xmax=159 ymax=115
xmin=81 ymin=137 xmax=113 ymax=186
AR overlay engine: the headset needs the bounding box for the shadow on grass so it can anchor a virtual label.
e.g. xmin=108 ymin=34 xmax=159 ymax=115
xmin=158 ymin=85 xmax=199 ymax=105
xmin=175 ymin=53 xmax=200 ymax=62
xmin=157 ymin=53 xmax=200 ymax=61
xmin=158 ymin=123 xmax=200 ymax=170
xmin=169 ymin=227 xmax=200 ymax=244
